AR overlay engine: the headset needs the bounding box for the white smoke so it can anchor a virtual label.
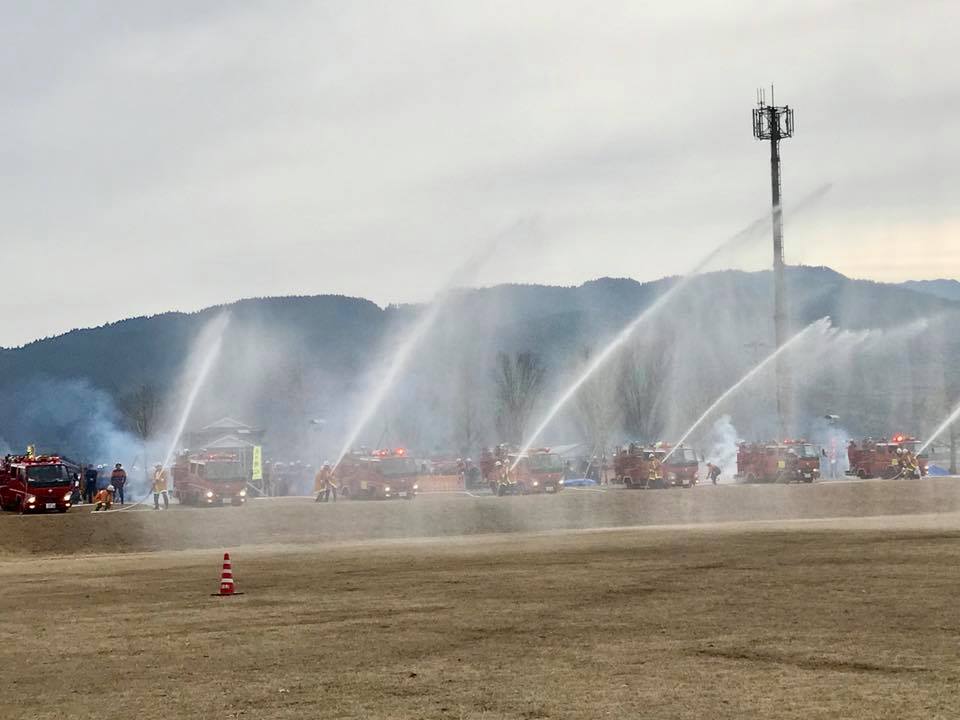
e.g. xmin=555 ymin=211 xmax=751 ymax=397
xmin=702 ymin=414 xmax=738 ymax=484
xmin=808 ymin=417 xmax=851 ymax=480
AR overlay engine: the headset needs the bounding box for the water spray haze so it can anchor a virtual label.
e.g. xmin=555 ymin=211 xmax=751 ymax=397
xmin=703 ymin=415 xmax=739 ymax=482
xmin=334 ymin=221 xmax=541 ymax=468
xmin=664 ymin=317 xmax=832 ymax=461
xmin=512 ymin=184 xmax=833 ymax=470
xmin=160 ymin=312 xmax=231 ymax=469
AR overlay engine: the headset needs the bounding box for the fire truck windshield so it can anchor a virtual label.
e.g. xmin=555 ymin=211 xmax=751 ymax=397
xmin=670 ymin=448 xmax=698 ymax=463
xmin=525 ymin=454 xmax=564 ymax=473
xmin=202 ymin=462 xmax=243 ymax=481
xmin=796 ymin=444 xmax=819 ymax=458
xmin=27 ymin=464 xmax=71 ymax=486
xmin=378 ymin=457 xmax=419 ymax=476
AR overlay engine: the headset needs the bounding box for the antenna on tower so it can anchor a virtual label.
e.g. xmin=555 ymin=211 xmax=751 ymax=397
xmin=751 ymin=87 xmax=795 ymax=436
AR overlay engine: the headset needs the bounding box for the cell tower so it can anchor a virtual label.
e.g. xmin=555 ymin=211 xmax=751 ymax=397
xmin=752 ymin=86 xmax=794 ymax=436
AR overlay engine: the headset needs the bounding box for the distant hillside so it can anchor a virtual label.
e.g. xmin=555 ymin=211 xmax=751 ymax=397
xmin=1 ymin=267 xmax=958 ymax=464
xmin=899 ymin=279 xmax=960 ymax=303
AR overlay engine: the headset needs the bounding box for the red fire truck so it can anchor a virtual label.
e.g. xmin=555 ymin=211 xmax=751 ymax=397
xmin=336 ymin=448 xmax=419 ymax=500
xmin=0 ymin=453 xmax=78 ymax=513
xmin=507 ymin=449 xmax=565 ymax=495
xmin=615 ymin=443 xmax=698 ymax=488
xmin=172 ymin=452 xmax=249 ymax=506
xmin=735 ymin=440 xmax=820 ymax=483
xmin=661 ymin=445 xmax=699 ymax=487
xmin=846 ymin=434 xmax=928 ymax=479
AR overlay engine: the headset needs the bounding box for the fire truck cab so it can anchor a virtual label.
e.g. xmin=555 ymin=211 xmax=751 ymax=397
xmin=172 ymin=452 xmax=249 ymax=506
xmin=0 ymin=453 xmax=77 ymax=513
xmin=615 ymin=442 xmax=698 ymax=489
xmin=507 ymin=449 xmax=565 ymax=495
xmin=337 ymin=448 xmax=419 ymax=500
xmin=660 ymin=445 xmax=699 ymax=488
xmin=736 ymin=440 xmax=820 ymax=483
xmin=846 ymin=434 xmax=928 ymax=479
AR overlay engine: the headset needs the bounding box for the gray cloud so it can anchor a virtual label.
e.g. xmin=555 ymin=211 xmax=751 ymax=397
xmin=1 ymin=0 xmax=957 ymax=346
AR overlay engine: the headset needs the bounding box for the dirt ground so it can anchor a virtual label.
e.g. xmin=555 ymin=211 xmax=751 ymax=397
xmin=2 ymin=480 xmax=960 ymax=719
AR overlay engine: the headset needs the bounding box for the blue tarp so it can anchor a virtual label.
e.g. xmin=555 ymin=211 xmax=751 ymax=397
xmin=927 ymin=463 xmax=951 ymax=476
xmin=563 ymin=477 xmax=598 ymax=487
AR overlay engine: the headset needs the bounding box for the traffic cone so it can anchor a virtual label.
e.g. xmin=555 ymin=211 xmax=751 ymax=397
xmin=212 ymin=552 xmax=243 ymax=597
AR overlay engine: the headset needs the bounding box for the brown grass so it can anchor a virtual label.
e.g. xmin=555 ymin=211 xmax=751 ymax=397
xmin=1 ymin=482 xmax=960 ymax=719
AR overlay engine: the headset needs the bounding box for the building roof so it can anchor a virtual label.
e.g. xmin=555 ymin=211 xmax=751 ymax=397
xmin=203 ymin=434 xmax=256 ymax=450
xmin=201 ymin=417 xmax=254 ymax=433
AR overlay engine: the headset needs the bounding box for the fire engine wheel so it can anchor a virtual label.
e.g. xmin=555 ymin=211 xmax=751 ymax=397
xmin=496 ymin=485 xmax=506 ymax=497
xmin=883 ymin=467 xmax=902 ymax=480
xmin=623 ymin=477 xmax=634 ymax=489
xmin=745 ymin=472 xmax=758 ymax=484
xmin=857 ymin=468 xmax=868 ymax=479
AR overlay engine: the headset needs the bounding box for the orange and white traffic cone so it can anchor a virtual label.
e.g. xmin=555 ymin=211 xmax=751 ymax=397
xmin=213 ymin=552 xmax=242 ymax=596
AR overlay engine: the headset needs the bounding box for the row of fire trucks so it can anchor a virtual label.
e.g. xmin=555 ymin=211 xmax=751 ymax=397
xmin=0 ymin=433 xmax=931 ymax=513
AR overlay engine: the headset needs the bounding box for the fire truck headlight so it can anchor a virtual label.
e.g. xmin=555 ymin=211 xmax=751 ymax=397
xmin=63 ymin=491 xmax=73 ymax=502
xmin=239 ymin=488 xmax=247 ymax=497
xmin=668 ymin=473 xmax=677 ymax=481
xmin=26 ymin=494 xmax=36 ymax=505
xmin=532 ymin=480 xmax=539 ymax=487
xmin=384 ymin=486 xmax=391 ymax=492
xmin=559 ymin=479 xmax=565 ymax=485
xmin=205 ymin=491 xmax=214 ymax=499
xmin=412 ymin=484 xmax=419 ymax=491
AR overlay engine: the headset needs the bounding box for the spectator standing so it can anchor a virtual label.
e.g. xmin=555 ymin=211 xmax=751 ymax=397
xmin=83 ymin=465 xmax=99 ymax=504
xmin=110 ymin=463 xmax=127 ymax=505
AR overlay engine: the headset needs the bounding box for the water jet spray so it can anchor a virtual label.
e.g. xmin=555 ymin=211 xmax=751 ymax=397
xmin=511 ymin=184 xmax=832 ymax=470
xmin=662 ymin=317 xmax=831 ymax=462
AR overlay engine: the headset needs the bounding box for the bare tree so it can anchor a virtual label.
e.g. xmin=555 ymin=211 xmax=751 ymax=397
xmin=572 ymin=346 xmax=621 ymax=455
xmin=492 ymin=351 xmax=546 ymax=444
xmin=121 ymin=384 xmax=160 ymax=441
xmin=453 ymin=360 xmax=483 ymax=455
xmin=120 ymin=383 xmax=161 ymax=484
xmin=616 ymin=339 xmax=670 ymax=443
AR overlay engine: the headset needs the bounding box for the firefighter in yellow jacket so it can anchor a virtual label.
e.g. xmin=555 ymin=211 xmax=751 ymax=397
xmin=152 ymin=464 xmax=170 ymax=510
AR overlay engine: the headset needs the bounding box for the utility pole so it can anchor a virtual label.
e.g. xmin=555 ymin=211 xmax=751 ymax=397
xmin=753 ymin=86 xmax=794 ymax=436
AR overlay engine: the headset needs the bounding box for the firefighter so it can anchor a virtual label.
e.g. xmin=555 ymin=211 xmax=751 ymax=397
xmin=314 ymin=462 xmax=334 ymax=503
xmin=93 ymin=484 xmax=115 ymax=511
xmin=898 ymin=448 xmax=919 ymax=479
xmin=324 ymin=466 xmax=339 ymax=503
xmin=152 ymin=464 xmax=169 ymax=510
xmin=83 ymin=464 xmax=99 ymax=504
xmin=492 ymin=460 xmax=505 ymax=494
xmin=706 ymin=462 xmax=721 ymax=485
xmin=647 ymin=452 xmax=663 ymax=488
xmin=110 ymin=463 xmax=127 ymax=505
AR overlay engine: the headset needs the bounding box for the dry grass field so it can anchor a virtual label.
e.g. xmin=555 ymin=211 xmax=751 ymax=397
xmin=2 ymin=480 xmax=959 ymax=719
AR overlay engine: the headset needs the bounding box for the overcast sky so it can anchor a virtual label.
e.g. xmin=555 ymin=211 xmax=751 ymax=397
xmin=1 ymin=1 xmax=956 ymax=346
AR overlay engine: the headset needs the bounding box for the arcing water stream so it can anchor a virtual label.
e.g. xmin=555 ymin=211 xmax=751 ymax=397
xmin=112 ymin=312 xmax=230 ymax=512
xmin=662 ymin=317 xmax=831 ymax=462
xmin=511 ymin=184 xmax=833 ymax=470
xmin=333 ymin=300 xmax=443 ymax=468
xmin=159 ymin=312 xmax=231 ymax=470
xmin=333 ymin=222 xmax=537 ymax=469
xmin=918 ymin=401 xmax=960 ymax=456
